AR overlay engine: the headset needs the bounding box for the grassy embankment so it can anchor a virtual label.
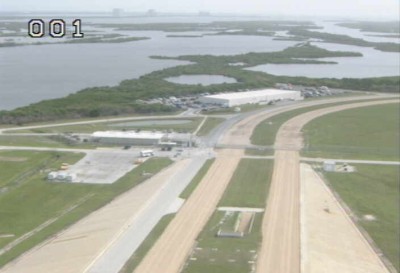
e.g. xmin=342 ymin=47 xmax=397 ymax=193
xmin=196 ymin=118 xmax=226 ymax=136
xmin=0 ymin=151 xmax=172 ymax=267
xmin=182 ymin=159 xmax=273 ymax=273
xmin=2 ymin=41 xmax=399 ymax=125
xmin=303 ymin=103 xmax=400 ymax=160
xmin=324 ymin=165 xmax=399 ymax=270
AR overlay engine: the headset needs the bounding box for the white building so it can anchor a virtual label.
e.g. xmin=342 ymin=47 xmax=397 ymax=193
xmin=92 ymin=131 xmax=164 ymax=146
xmin=91 ymin=130 xmax=197 ymax=147
xmin=323 ymin=161 xmax=336 ymax=172
xmin=198 ymin=89 xmax=302 ymax=107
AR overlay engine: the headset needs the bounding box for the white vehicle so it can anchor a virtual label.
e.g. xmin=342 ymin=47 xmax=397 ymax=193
xmin=140 ymin=150 xmax=154 ymax=157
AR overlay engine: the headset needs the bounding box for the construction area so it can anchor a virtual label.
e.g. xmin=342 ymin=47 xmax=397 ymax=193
xmin=0 ymin=94 xmax=398 ymax=273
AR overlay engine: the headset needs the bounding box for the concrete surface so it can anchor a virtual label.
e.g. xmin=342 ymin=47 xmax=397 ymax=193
xmin=300 ymin=163 xmax=389 ymax=273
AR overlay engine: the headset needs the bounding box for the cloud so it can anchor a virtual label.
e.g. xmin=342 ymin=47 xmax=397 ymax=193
xmin=1 ymin=0 xmax=399 ymax=18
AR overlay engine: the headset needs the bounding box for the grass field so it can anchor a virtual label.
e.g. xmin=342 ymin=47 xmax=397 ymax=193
xmin=324 ymin=164 xmax=400 ymax=270
xmin=219 ymin=159 xmax=273 ymax=208
xmin=180 ymin=159 xmax=215 ymax=199
xmin=250 ymin=98 xmax=382 ymax=147
xmin=0 ymin=135 xmax=71 ymax=148
xmin=119 ymin=214 xmax=175 ymax=273
xmin=0 ymin=154 xmax=172 ymax=267
xmin=182 ymin=158 xmax=273 ymax=273
xmin=303 ymin=103 xmax=400 ymax=160
xmin=196 ymin=117 xmax=225 ymax=136
xmin=13 ymin=117 xmax=202 ymax=134
xmin=249 ymin=97 xmax=396 ymax=154
xmin=0 ymin=151 xmax=83 ymax=188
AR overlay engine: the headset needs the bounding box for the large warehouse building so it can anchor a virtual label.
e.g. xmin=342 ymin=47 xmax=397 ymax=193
xmin=91 ymin=131 xmax=197 ymax=147
xmin=198 ymin=89 xmax=302 ymax=107
xmin=92 ymin=131 xmax=164 ymax=146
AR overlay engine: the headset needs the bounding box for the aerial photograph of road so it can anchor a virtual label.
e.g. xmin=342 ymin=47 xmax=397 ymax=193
xmin=0 ymin=0 xmax=399 ymax=273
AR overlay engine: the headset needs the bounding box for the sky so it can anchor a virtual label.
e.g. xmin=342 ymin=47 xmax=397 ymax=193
xmin=1 ymin=0 xmax=399 ymax=19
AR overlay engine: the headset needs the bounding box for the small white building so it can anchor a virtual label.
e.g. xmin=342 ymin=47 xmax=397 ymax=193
xmin=323 ymin=161 xmax=336 ymax=172
xmin=198 ymin=89 xmax=302 ymax=107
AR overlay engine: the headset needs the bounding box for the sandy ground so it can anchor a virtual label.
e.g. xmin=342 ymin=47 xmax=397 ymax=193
xmin=133 ymin=149 xmax=243 ymax=273
xmin=0 ymin=160 xmax=190 ymax=273
xmin=256 ymin=99 xmax=397 ymax=273
xmin=257 ymin=150 xmax=301 ymax=273
xmin=300 ymin=163 xmax=389 ymax=273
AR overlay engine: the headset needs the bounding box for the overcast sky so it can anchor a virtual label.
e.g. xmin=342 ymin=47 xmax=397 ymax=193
xmin=1 ymin=0 xmax=399 ymax=19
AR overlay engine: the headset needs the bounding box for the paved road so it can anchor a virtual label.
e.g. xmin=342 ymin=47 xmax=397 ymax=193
xmin=256 ymin=99 xmax=397 ymax=273
xmin=88 ymin=156 xmax=208 ymax=273
xmin=301 ymin=157 xmax=400 ymax=166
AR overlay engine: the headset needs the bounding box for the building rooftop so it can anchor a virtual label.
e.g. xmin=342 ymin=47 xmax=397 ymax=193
xmin=202 ymin=89 xmax=299 ymax=100
xmin=92 ymin=131 xmax=164 ymax=139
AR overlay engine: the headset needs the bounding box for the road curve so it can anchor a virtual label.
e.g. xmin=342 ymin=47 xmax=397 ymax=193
xmin=256 ymin=99 xmax=397 ymax=273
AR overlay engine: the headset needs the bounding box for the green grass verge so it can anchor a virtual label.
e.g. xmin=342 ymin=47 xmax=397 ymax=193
xmin=180 ymin=159 xmax=215 ymax=199
xmin=119 ymin=214 xmax=175 ymax=273
xmin=219 ymin=159 xmax=273 ymax=208
xmin=303 ymin=103 xmax=400 ymax=160
xmin=0 ymin=155 xmax=172 ymax=267
xmin=0 ymin=135 xmax=71 ymax=148
xmin=324 ymin=164 xmax=400 ymax=270
xmin=196 ymin=118 xmax=225 ymax=136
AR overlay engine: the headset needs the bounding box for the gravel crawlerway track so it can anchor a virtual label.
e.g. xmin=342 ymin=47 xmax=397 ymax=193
xmin=133 ymin=149 xmax=243 ymax=273
xmin=256 ymin=99 xmax=397 ymax=273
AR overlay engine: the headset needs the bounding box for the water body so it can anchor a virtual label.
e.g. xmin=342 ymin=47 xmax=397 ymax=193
xmin=165 ymin=75 xmax=237 ymax=85
xmin=314 ymin=21 xmax=400 ymax=44
xmin=0 ymin=30 xmax=296 ymax=110
xmin=110 ymin=120 xmax=192 ymax=127
xmin=0 ymin=17 xmax=399 ymax=110
xmin=246 ymin=42 xmax=400 ymax=79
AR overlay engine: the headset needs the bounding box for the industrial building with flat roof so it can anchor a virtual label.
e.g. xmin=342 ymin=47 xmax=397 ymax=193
xmin=92 ymin=131 xmax=164 ymax=146
xmin=198 ymin=89 xmax=302 ymax=107
xmin=91 ymin=131 xmax=197 ymax=147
